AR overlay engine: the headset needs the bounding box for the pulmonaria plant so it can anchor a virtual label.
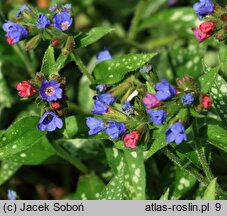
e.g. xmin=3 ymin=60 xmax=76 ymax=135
xmin=85 ymin=49 xmax=213 ymax=149
xmin=192 ymin=0 xmax=227 ymax=43
xmin=16 ymin=73 xmax=66 ymax=132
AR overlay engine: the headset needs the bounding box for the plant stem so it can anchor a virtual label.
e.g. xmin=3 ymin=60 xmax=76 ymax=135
xmin=162 ymin=147 xmax=208 ymax=185
xmin=219 ymin=42 xmax=227 ymax=80
xmin=70 ymin=51 xmax=95 ymax=83
xmin=13 ymin=44 xmax=35 ymax=78
xmin=50 ymin=141 xmax=89 ymax=174
xmin=128 ymin=0 xmax=147 ymax=40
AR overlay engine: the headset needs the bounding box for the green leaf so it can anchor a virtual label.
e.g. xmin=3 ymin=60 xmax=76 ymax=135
xmin=202 ymin=178 xmax=217 ymax=200
xmin=171 ymin=167 xmax=196 ymax=200
xmin=210 ymin=75 xmax=227 ymax=126
xmin=99 ymin=168 xmax=125 ymax=200
xmin=160 ymin=188 xmax=170 ymax=200
xmin=198 ymin=67 xmax=218 ymax=93
xmin=54 ymin=53 xmax=70 ymax=71
xmin=57 ymin=138 xmax=105 ymax=162
xmin=70 ymin=173 xmax=105 ymax=200
xmin=207 ymin=125 xmax=227 ymax=152
xmin=4 ymin=137 xmax=57 ymax=165
xmin=40 ymin=45 xmax=57 ymax=77
xmin=0 ymin=161 xmax=21 ymax=186
xmin=145 ymin=125 xmax=169 ymax=159
xmin=140 ymin=7 xmax=197 ymax=37
xmin=75 ymin=27 xmax=114 ymax=48
xmin=78 ymin=75 xmax=95 ymax=113
xmin=0 ymin=63 xmax=13 ymax=108
xmin=93 ymin=53 xmax=158 ymax=84
xmin=124 ymin=148 xmax=146 ymax=200
xmin=0 ymin=116 xmax=46 ymax=159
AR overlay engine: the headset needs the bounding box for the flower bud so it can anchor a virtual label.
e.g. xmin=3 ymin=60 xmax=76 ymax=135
xmin=16 ymin=81 xmax=36 ymax=97
xmin=62 ymin=36 xmax=75 ymax=55
xmin=221 ymin=13 xmax=227 ymax=22
xmin=25 ymin=34 xmax=42 ymax=51
xmin=202 ymin=95 xmax=212 ymax=109
xmin=216 ymin=29 xmax=227 ymax=42
xmin=176 ymin=75 xmax=196 ymax=91
xmin=51 ymin=101 xmax=62 ymax=109
xmin=123 ymin=131 xmax=140 ymax=149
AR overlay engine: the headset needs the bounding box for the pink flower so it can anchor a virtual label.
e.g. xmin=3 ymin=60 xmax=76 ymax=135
xmin=142 ymin=93 xmax=161 ymax=110
xmin=192 ymin=21 xmax=216 ymax=43
xmin=16 ymin=81 xmax=36 ymax=97
xmin=123 ymin=131 xmax=140 ymax=149
xmin=51 ymin=101 xmax=62 ymax=109
xmin=202 ymin=95 xmax=212 ymax=109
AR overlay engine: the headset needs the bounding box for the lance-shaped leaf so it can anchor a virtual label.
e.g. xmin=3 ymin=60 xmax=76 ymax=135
xmin=75 ymin=27 xmax=114 ymax=48
xmin=93 ymin=53 xmax=158 ymax=84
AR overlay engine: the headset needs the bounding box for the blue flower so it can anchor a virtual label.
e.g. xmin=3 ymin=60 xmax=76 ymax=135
xmin=95 ymin=93 xmax=115 ymax=105
xmin=147 ymin=109 xmax=167 ymax=126
xmin=96 ymin=47 xmax=112 ymax=63
xmin=105 ymin=122 xmax=126 ymax=140
xmin=139 ymin=65 xmax=152 ymax=73
xmin=7 ymin=190 xmax=17 ymax=200
xmin=193 ymin=0 xmax=215 ymax=20
xmin=92 ymin=100 xmax=109 ymax=115
xmin=37 ymin=14 xmax=51 ymax=29
xmin=182 ymin=93 xmax=194 ymax=106
xmin=92 ymin=93 xmax=115 ymax=115
xmin=53 ymin=11 xmax=72 ymax=31
xmin=86 ymin=117 xmax=105 ymax=135
xmin=96 ymin=84 xmax=108 ymax=93
xmin=155 ymin=80 xmax=176 ymax=101
xmin=16 ymin=5 xmax=30 ymax=17
xmin=39 ymin=80 xmax=63 ymax=102
xmin=62 ymin=4 xmax=72 ymax=10
xmin=38 ymin=112 xmax=63 ymax=132
xmin=49 ymin=4 xmax=58 ymax=12
xmin=166 ymin=122 xmax=187 ymax=145
xmin=2 ymin=21 xmax=28 ymax=44
xmin=122 ymin=101 xmax=134 ymax=115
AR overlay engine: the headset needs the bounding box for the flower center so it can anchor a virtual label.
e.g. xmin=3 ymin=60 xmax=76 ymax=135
xmin=45 ymin=86 xmax=55 ymax=96
xmin=61 ymin=21 xmax=70 ymax=31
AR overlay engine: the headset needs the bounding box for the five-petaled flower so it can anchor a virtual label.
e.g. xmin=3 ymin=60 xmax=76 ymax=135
xmin=105 ymin=121 xmax=126 ymax=140
xmin=37 ymin=14 xmax=51 ymax=29
xmin=202 ymin=95 xmax=212 ymax=108
xmin=123 ymin=131 xmax=140 ymax=149
xmin=38 ymin=111 xmax=63 ymax=132
xmin=155 ymin=80 xmax=176 ymax=101
xmin=166 ymin=122 xmax=187 ymax=145
xmin=39 ymin=80 xmax=63 ymax=102
xmin=147 ymin=109 xmax=167 ymax=126
xmin=193 ymin=0 xmax=215 ymax=20
xmin=182 ymin=93 xmax=194 ymax=106
xmin=53 ymin=11 xmax=72 ymax=31
xmin=86 ymin=117 xmax=105 ymax=136
xmin=2 ymin=21 xmax=28 ymax=45
xmin=16 ymin=81 xmax=36 ymax=97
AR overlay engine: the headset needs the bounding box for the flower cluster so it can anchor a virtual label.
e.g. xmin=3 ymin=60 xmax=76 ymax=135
xmin=16 ymin=74 xmax=66 ymax=132
xmin=192 ymin=0 xmax=227 ymax=43
xmin=2 ymin=4 xmax=73 ymax=49
xmin=86 ymin=49 xmax=213 ymax=149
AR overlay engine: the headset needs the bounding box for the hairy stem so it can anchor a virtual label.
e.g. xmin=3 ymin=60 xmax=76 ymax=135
xmin=70 ymin=51 xmax=95 ymax=83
